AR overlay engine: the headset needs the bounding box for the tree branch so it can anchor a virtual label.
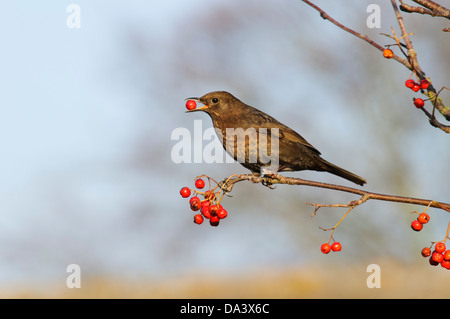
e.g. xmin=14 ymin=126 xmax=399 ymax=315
xmin=302 ymin=0 xmax=450 ymax=132
xmin=400 ymin=0 xmax=450 ymax=19
xmin=420 ymin=89 xmax=450 ymax=132
xmin=301 ymin=0 xmax=412 ymax=69
xmin=391 ymin=0 xmax=450 ymax=128
xmin=391 ymin=0 xmax=425 ymax=77
xmin=219 ymin=173 xmax=450 ymax=212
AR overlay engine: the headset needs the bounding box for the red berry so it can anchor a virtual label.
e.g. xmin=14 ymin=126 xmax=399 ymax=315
xmin=189 ymin=196 xmax=200 ymax=204
xmin=185 ymin=100 xmax=197 ymax=110
xmin=201 ymin=201 xmax=210 ymax=212
xmin=201 ymin=206 xmax=211 ymax=219
xmin=441 ymin=260 xmax=450 ymax=270
xmin=321 ymin=243 xmax=331 ymax=254
xmin=421 ymin=247 xmax=431 ymax=257
xmin=331 ymin=242 xmax=342 ymax=252
xmin=405 ymin=79 xmax=415 ymax=88
xmin=435 ymin=242 xmax=446 ymax=253
xmin=432 ymin=251 xmax=444 ymax=263
xmin=201 ymin=200 xmax=210 ymax=208
xmin=413 ymin=98 xmax=425 ymax=109
xmin=193 ymin=214 xmax=203 ymax=224
xmin=180 ymin=187 xmax=191 ymax=198
xmin=217 ymin=208 xmax=228 ymax=219
xmin=417 ymin=212 xmax=430 ymax=224
xmin=420 ymin=79 xmax=430 ymax=90
xmin=190 ymin=200 xmax=201 ymax=211
xmin=412 ymin=84 xmax=420 ymax=92
xmin=209 ymin=215 xmax=220 ymax=226
xmin=383 ymin=48 xmax=394 ymax=59
xmin=429 ymin=256 xmax=439 ymax=266
xmin=195 ymin=178 xmax=205 ymax=189
xmin=443 ymin=250 xmax=450 ymax=261
xmin=411 ymin=220 xmax=423 ymax=231
xmin=209 ymin=204 xmax=219 ymax=216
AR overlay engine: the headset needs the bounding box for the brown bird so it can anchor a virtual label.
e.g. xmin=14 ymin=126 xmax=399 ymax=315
xmin=186 ymin=91 xmax=366 ymax=186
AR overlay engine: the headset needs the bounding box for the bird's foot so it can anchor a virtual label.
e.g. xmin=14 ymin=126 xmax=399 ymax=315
xmin=218 ymin=174 xmax=256 ymax=195
xmin=218 ymin=180 xmax=234 ymax=196
xmin=261 ymin=174 xmax=277 ymax=189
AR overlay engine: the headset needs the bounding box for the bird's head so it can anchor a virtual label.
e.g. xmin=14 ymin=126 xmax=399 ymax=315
xmin=185 ymin=91 xmax=240 ymax=114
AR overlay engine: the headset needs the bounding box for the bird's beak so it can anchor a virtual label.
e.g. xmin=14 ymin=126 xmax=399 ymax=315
xmin=185 ymin=97 xmax=210 ymax=112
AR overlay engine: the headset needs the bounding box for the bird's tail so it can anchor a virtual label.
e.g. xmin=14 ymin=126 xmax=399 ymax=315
xmin=322 ymin=160 xmax=366 ymax=186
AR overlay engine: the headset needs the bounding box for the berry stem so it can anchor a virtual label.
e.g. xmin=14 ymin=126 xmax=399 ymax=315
xmin=445 ymin=221 xmax=450 ymax=244
xmin=429 ymin=221 xmax=450 ymax=247
xmin=319 ymin=206 xmax=354 ymax=243
xmin=422 ymin=201 xmax=433 ymax=214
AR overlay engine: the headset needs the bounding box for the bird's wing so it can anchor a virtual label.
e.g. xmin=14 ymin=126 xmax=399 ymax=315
xmin=276 ymin=127 xmax=321 ymax=155
xmin=245 ymin=107 xmax=321 ymax=155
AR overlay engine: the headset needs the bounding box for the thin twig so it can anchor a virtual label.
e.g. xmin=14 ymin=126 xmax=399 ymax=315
xmin=390 ymin=0 xmax=425 ymax=78
xmin=301 ymin=0 xmax=412 ymax=70
xmin=317 ymin=205 xmax=355 ymax=242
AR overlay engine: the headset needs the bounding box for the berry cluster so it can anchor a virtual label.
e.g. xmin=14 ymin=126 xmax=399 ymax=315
xmin=405 ymin=78 xmax=429 ymax=92
xmin=409 ymin=206 xmax=450 ymax=270
xmin=180 ymin=177 xmax=228 ymax=227
xmin=404 ymin=78 xmax=430 ymax=109
xmin=421 ymin=242 xmax=450 ymax=270
xmin=410 ymin=212 xmax=430 ymax=232
xmin=320 ymin=242 xmax=342 ymax=254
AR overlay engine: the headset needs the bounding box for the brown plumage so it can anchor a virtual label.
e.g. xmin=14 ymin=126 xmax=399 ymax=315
xmin=186 ymin=91 xmax=366 ymax=186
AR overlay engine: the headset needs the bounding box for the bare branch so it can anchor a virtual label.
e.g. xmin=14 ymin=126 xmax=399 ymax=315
xmin=391 ymin=0 xmax=425 ymax=77
xmin=301 ymin=0 xmax=412 ymax=70
xmin=220 ymin=172 xmax=450 ymax=212
xmin=302 ymin=0 xmax=450 ymax=132
xmin=400 ymin=0 xmax=450 ymax=19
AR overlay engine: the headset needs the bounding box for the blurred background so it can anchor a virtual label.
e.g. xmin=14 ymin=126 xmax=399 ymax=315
xmin=0 ymin=0 xmax=449 ymax=298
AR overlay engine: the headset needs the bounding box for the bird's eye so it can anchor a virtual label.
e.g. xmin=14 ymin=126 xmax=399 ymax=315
xmin=212 ymin=97 xmax=219 ymax=103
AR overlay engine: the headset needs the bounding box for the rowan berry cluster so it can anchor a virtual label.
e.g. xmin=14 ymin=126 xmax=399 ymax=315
xmin=320 ymin=241 xmax=342 ymax=254
xmin=180 ymin=177 xmax=228 ymax=227
xmin=403 ymin=78 xmax=430 ymax=109
xmin=409 ymin=207 xmax=450 ymax=270
xmin=405 ymin=78 xmax=429 ymax=92
xmin=421 ymin=242 xmax=450 ymax=270
xmin=410 ymin=212 xmax=430 ymax=232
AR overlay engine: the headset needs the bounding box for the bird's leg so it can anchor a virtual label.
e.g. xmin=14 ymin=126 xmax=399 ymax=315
xmin=217 ymin=172 xmax=279 ymax=194
xmin=248 ymin=172 xmax=262 ymax=183
xmin=259 ymin=169 xmax=280 ymax=189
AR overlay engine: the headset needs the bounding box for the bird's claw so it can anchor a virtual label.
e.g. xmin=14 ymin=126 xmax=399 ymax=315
xmin=261 ymin=175 xmax=276 ymax=189
xmin=218 ymin=179 xmax=234 ymax=195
